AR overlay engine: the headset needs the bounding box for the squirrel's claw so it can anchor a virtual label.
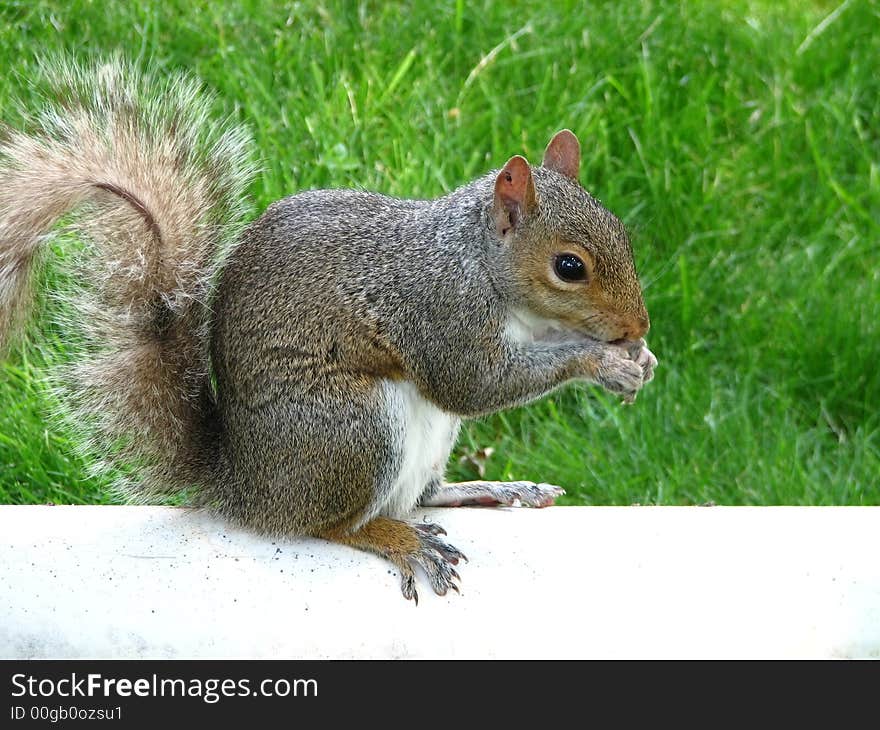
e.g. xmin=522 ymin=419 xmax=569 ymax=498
xmin=413 ymin=521 xmax=447 ymax=537
xmin=392 ymin=523 xmax=466 ymax=602
xmin=416 ymin=530 xmax=468 ymax=565
xmin=414 ymin=548 xmax=462 ymax=597
xmin=400 ymin=567 xmax=419 ymax=605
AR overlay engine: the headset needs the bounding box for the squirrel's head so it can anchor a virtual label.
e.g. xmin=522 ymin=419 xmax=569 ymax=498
xmin=492 ymin=130 xmax=649 ymax=343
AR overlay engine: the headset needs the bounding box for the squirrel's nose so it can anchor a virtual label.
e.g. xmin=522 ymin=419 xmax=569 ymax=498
xmin=622 ymin=315 xmax=650 ymax=341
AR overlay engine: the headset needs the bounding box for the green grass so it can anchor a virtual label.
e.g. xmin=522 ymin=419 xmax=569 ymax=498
xmin=1 ymin=0 xmax=877 ymax=505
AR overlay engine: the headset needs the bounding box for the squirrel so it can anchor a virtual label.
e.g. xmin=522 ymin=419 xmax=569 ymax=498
xmin=0 ymin=58 xmax=656 ymax=602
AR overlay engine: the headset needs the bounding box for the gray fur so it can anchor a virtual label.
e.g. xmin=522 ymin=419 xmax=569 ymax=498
xmin=211 ymin=170 xmax=649 ymax=535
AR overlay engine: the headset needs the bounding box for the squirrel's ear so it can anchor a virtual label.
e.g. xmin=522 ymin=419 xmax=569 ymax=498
xmin=542 ymin=129 xmax=580 ymax=180
xmin=493 ymin=155 xmax=536 ymax=237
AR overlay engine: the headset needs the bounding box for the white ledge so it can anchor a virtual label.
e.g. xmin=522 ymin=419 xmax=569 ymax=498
xmin=1 ymin=505 xmax=878 ymax=659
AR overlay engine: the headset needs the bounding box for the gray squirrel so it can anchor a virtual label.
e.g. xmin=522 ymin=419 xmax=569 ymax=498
xmin=0 ymin=58 xmax=656 ymax=601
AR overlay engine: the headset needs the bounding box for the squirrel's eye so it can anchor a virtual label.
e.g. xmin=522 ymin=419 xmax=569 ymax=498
xmin=554 ymin=254 xmax=587 ymax=282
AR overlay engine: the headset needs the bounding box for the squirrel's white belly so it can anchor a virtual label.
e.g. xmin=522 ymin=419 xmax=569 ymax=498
xmin=371 ymin=380 xmax=460 ymax=521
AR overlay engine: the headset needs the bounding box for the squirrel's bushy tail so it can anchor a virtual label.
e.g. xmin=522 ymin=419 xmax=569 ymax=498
xmin=0 ymin=57 xmax=255 ymax=499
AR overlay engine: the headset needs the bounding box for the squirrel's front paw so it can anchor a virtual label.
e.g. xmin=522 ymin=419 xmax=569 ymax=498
xmin=626 ymin=338 xmax=658 ymax=385
xmin=594 ymin=343 xmax=645 ymax=402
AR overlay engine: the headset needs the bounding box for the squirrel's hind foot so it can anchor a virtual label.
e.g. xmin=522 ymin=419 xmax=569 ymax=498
xmin=322 ymin=516 xmax=465 ymax=604
xmin=395 ymin=523 xmax=466 ymax=603
xmin=421 ymin=480 xmax=565 ymax=508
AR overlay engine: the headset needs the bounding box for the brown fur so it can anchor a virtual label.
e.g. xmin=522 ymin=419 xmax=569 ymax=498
xmin=323 ymin=516 xmax=422 ymax=556
xmin=494 ymin=133 xmax=650 ymax=342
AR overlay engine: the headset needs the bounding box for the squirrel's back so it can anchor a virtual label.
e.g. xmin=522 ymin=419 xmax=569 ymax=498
xmin=211 ymin=182 xmax=496 ymax=403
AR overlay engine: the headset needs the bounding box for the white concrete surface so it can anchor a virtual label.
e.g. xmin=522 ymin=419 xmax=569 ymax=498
xmin=1 ymin=505 xmax=878 ymax=659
